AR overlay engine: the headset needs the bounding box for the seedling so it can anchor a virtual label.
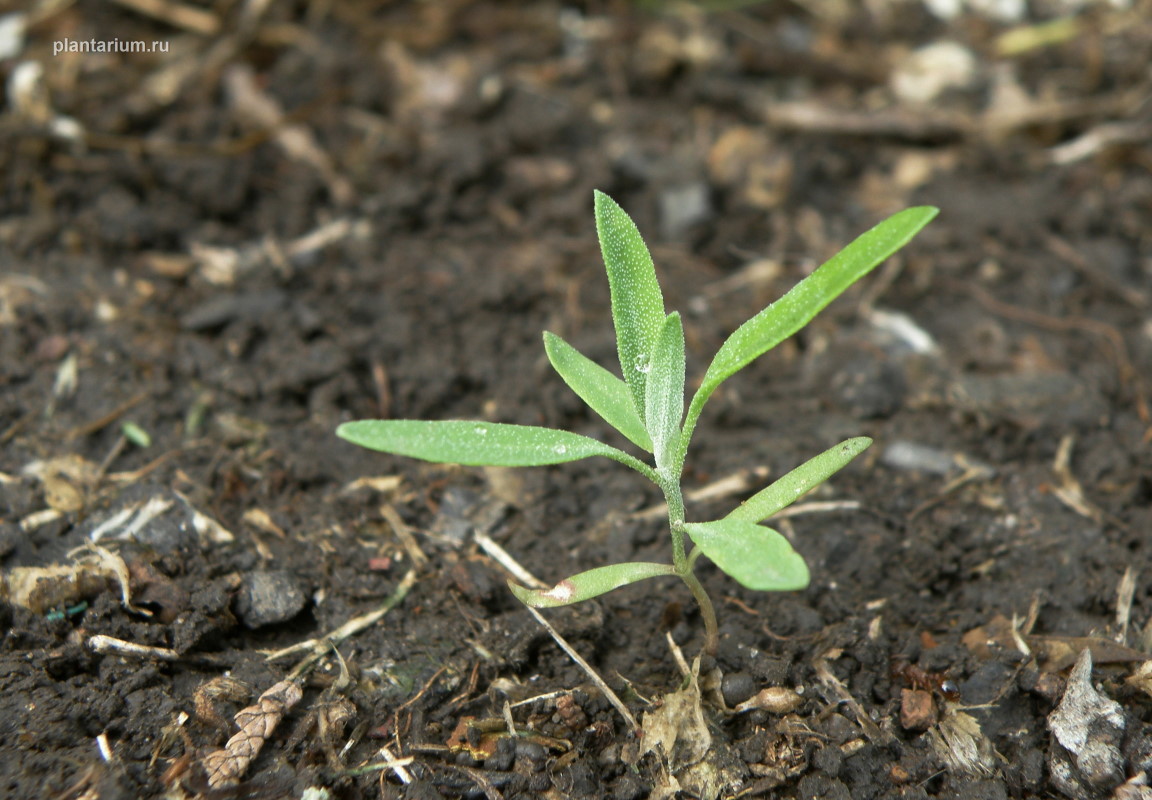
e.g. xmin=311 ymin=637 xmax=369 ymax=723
xmin=338 ymin=192 xmax=937 ymax=654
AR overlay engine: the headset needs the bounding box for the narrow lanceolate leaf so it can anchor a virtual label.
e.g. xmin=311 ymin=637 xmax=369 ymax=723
xmin=684 ymin=207 xmax=938 ymax=438
xmin=594 ymin=190 xmax=666 ymax=425
xmin=685 ymin=520 xmax=809 ymax=591
xmin=543 ymin=332 xmax=652 ymax=452
xmin=726 ymin=437 xmax=872 ymax=524
xmin=644 ymin=313 xmax=686 ymax=470
xmin=337 ymin=420 xmax=650 ymax=476
xmin=509 ymin=562 xmax=676 ymax=608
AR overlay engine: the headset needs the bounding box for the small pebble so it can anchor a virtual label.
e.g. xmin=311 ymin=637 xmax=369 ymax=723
xmin=721 ymin=671 xmax=757 ymax=707
xmin=900 ymin=688 xmax=938 ymax=731
xmin=484 ymin=737 xmax=515 ymax=772
xmin=234 ymin=570 xmax=307 ymax=628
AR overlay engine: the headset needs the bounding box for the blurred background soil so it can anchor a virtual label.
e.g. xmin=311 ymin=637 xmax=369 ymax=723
xmin=1 ymin=1 xmax=1151 ymax=798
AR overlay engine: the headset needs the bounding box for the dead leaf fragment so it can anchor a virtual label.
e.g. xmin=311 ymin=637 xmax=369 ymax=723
xmin=1048 ymin=649 xmax=1125 ymax=798
xmin=193 ymin=676 xmax=252 ymax=735
xmin=927 ymin=706 xmax=1000 ymax=776
xmin=1 ymin=563 xmax=111 ymax=614
xmin=22 ymin=455 xmax=99 ymax=513
xmin=2 ymin=545 xmax=150 ymax=616
xmin=965 ymin=614 xmax=1148 ymax=672
xmin=1125 ymin=661 xmax=1152 ymax=700
xmin=637 ymin=656 xmax=746 ymax=800
xmin=641 ymin=679 xmax=711 ymax=768
xmin=749 ymin=726 xmax=807 ymax=788
xmin=1115 ymin=771 xmax=1152 ymax=800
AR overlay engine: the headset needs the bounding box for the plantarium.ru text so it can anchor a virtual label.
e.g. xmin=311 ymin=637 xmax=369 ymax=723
xmin=338 ymin=192 xmax=937 ymax=654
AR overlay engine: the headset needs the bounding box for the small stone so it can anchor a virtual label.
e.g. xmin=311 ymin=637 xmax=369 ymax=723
xmin=484 ymin=736 xmax=515 ymax=772
xmin=234 ymin=570 xmax=307 ymax=629
xmin=515 ymin=740 xmax=546 ymax=763
xmin=721 ymin=672 xmax=757 ymax=707
xmin=900 ymin=689 xmax=938 ymax=732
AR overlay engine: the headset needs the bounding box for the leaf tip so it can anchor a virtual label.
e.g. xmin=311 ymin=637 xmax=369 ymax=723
xmin=904 ymin=205 xmax=940 ymax=227
xmin=508 ymin=579 xmax=577 ymax=608
xmin=507 ymin=580 xmax=533 ymax=605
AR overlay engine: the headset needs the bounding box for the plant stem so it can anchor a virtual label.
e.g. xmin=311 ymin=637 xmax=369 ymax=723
xmin=660 ymin=477 xmax=718 ymax=655
xmin=681 ymin=568 xmax=719 ymax=656
xmin=661 ymin=475 xmax=687 ymax=571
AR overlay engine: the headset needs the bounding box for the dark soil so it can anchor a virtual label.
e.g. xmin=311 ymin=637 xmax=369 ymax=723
xmin=2 ymin=1 xmax=1151 ymax=798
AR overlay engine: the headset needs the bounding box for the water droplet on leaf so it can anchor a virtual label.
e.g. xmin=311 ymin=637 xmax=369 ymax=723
xmin=634 ymin=353 xmax=651 ymax=374
xmin=474 ymin=426 xmax=488 ymax=435
xmin=554 ymin=445 xmax=568 ymax=455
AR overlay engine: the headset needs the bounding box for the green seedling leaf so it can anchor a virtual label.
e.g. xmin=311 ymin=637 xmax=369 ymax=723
xmin=685 ymin=520 xmax=809 ymax=591
xmin=509 ymin=561 xmax=676 ymax=608
xmin=337 ymin=420 xmax=651 ymax=476
xmin=684 ymin=207 xmax=938 ymax=439
xmin=595 ymin=190 xmax=666 ymax=424
xmin=543 ymin=332 xmax=652 ymax=452
xmin=726 ymin=436 xmax=872 ymax=523
xmin=121 ymin=421 xmax=152 ymax=448
xmin=644 ymin=312 xmax=686 ymax=470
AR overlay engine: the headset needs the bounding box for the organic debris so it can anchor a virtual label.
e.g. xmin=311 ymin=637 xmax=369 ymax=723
xmin=926 ymin=705 xmax=1001 ymax=777
xmin=198 ymin=679 xmax=304 ymax=790
xmin=639 ymin=657 xmax=744 ymax=800
xmin=1 ymin=544 xmax=147 ymax=615
xmin=1047 ymin=649 xmax=1126 ymax=799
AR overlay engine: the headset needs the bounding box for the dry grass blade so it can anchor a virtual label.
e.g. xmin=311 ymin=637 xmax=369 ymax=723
xmin=109 ymin=0 xmax=220 ymax=35
xmin=224 ymin=63 xmax=353 ymax=205
xmin=524 ymin=605 xmax=639 ymax=733
xmin=813 ymin=650 xmax=892 ymax=745
xmin=475 ymin=531 xmax=546 ymax=589
xmin=1116 ymin=567 xmax=1137 ymax=646
xmin=264 ymin=568 xmax=417 ymax=675
xmin=380 ymin=504 xmax=428 ymax=566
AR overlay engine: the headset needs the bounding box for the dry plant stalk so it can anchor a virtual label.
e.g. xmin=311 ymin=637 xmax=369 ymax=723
xmin=200 ymin=679 xmax=303 ymax=788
